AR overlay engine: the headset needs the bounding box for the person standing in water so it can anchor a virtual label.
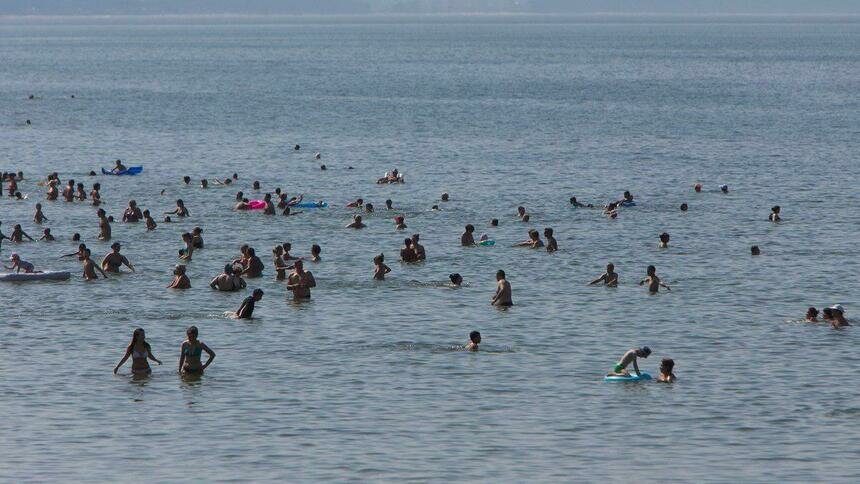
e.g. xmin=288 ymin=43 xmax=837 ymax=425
xmin=461 ymin=224 xmax=476 ymax=246
xmin=657 ymin=358 xmax=676 ymax=382
xmin=411 ymin=234 xmax=426 ymax=261
xmin=769 ymin=206 xmax=781 ymax=222
xmin=167 ymin=264 xmax=191 ymax=289
xmin=236 ymin=288 xmax=264 ymax=319
xmin=242 ymin=248 xmax=264 ymax=278
xmin=165 ymin=199 xmax=189 ymax=217
xmin=514 ymin=229 xmax=543 ymax=249
xmin=491 ymin=270 xmax=513 ymax=307
xmin=82 ymin=249 xmax=107 ymax=281
xmin=102 ymin=242 xmax=135 ymax=273
xmin=122 ymin=200 xmax=142 ymax=223
xmin=346 ymin=215 xmax=366 ymax=229
xmin=286 ymin=260 xmax=316 ymax=300
xmin=179 ymin=326 xmax=215 ymax=374
xmin=210 ymin=264 xmax=246 ymax=291
xmin=33 ymin=203 xmax=48 ymax=224
xmin=310 ymin=244 xmax=322 ymax=262
xmin=544 ymin=228 xmax=558 ymax=253
xmin=640 ymin=265 xmax=670 ymax=293
xmin=114 ymin=328 xmax=162 ymax=375
xmin=659 ymin=232 xmax=670 ymax=248
xmin=97 ymin=209 xmax=111 ymax=240
xmin=589 ymin=263 xmax=618 ymax=287
xmin=373 ymin=254 xmax=391 ymax=280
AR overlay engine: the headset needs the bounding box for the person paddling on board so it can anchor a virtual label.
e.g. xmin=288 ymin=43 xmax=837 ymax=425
xmin=6 ymin=253 xmax=38 ymax=273
xmin=111 ymin=159 xmax=127 ymax=174
xmin=606 ymin=347 xmax=651 ymax=377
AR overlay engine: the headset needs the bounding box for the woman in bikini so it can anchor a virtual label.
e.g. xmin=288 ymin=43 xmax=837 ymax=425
xmin=113 ymin=328 xmax=162 ymax=375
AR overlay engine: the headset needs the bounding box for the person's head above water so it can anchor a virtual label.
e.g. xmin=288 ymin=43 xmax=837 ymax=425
xmin=751 ymin=245 xmax=760 ymax=256
xmin=680 ymin=203 xmax=688 ymax=211
xmin=522 ymin=214 xmax=530 ymax=222
xmin=496 ymin=269 xmax=506 ymax=280
xmin=637 ymin=346 xmax=652 ymax=358
xmin=544 ymin=227 xmax=553 ymax=238
xmin=465 ymin=224 xmax=474 ymax=233
xmin=660 ymin=358 xmax=674 ymax=373
xmin=450 ymin=273 xmax=463 ymax=285
xmin=606 ymin=262 xmax=615 ymax=272
xmin=183 ymin=176 xmax=191 ymax=184
xmin=660 ymin=232 xmax=670 ymax=243
xmin=694 ymin=183 xmax=702 ymax=192
xmin=441 ymin=192 xmax=449 ymax=201
xmin=469 ymin=331 xmax=481 ymax=344
xmin=186 ymin=325 xmax=198 ymax=340
xmin=771 ymin=205 xmax=780 ymax=213
xmin=570 ymin=197 xmax=577 ymax=204
xmin=311 ymin=244 xmax=321 ymax=256
xmin=252 ymin=288 xmax=264 ymax=300
xmin=491 ymin=218 xmax=499 ymax=226
xmin=385 ymin=199 xmax=393 ymax=209
xmin=806 ymin=307 xmax=819 ymax=320
xmin=646 ymin=265 xmax=656 ymax=275
xmin=253 ymin=181 xmax=260 ymax=190
xmin=224 ymin=263 xmax=233 ymax=275
xmin=720 ymin=184 xmax=728 ymax=193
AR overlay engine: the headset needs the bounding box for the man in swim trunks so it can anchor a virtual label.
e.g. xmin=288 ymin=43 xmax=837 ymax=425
xmin=287 ymin=260 xmax=316 ymax=300
xmin=236 ymin=289 xmax=263 ymax=319
xmin=210 ymin=264 xmax=246 ymax=291
xmin=102 ymin=243 xmax=135 ymax=273
xmin=640 ymin=265 xmax=670 ymax=293
xmin=589 ymin=263 xmax=618 ymax=287
xmin=491 ymin=270 xmax=512 ymax=307
xmin=607 ymin=347 xmax=651 ymax=377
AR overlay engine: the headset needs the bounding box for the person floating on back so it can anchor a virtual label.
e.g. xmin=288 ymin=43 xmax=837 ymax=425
xmin=607 ymin=346 xmax=651 ymax=377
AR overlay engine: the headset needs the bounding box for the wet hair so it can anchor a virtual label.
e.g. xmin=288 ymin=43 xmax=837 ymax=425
xmin=528 ymin=229 xmax=539 ymax=239
xmin=236 ymin=191 xmax=244 ymax=200
xmin=354 ymin=215 xmax=362 ymax=222
xmin=680 ymin=203 xmax=688 ymax=211
xmin=403 ymin=238 xmax=412 ymax=247
xmin=647 ymin=265 xmax=656 ymax=274
xmin=183 ymin=176 xmax=191 ymax=184
xmin=522 ymin=214 xmax=530 ymax=222
xmin=253 ymin=288 xmax=264 ymax=297
xmin=97 ymin=208 xmax=106 ymax=217
xmin=449 ymin=273 xmax=463 ymax=285
xmin=569 ymin=197 xmax=577 ymax=204
xmin=465 ymin=224 xmax=474 ymax=232
xmin=176 ymin=199 xmax=184 ymax=206
xmin=200 ymin=179 xmax=208 ymax=187
xmin=186 ymin=325 xmax=198 ymax=337
xmin=431 ymin=205 xmax=439 ymax=210
xmin=469 ymin=331 xmax=481 ymax=344
xmin=175 ymin=264 xmax=186 ymax=274
xmin=822 ymin=308 xmax=833 ymax=319
xmin=544 ymin=227 xmax=553 ymax=236
xmin=253 ymin=181 xmax=260 ymax=189
xmin=806 ymin=307 xmax=819 ymax=319
xmin=411 ymin=233 xmax=420 ymax=241
xmin=771 ymin=205 xmax=780 ymax=213
xmin=491 ymin=219 xmax=498 ymax=226
xmin=385 ymin=199 xmax=392 ymax=207
xmin=282 ymin=242 xmax=292 ymax=251
xmin=373 ymin=254 xmax=384 ymax=264
xmin=248 ymin=247 xmax=256 ymax=257
xmin=751 ymin=245 xmax=760 ymax=255
xmin=660 ymin=232 xmax=670 ymax=242
xmin=660 ymin=358 xmax=674 ymax=373
xmin=365 ymin=203 xmax=374 ymax=212
xmin=496 ymin=269 xmax=505 ymax=279
xmin=356 ymin=198 xmax=363 ymax=204
xmin=641 ymin=346 xmax=652 ymax=356
xmin=73 ymin=233 xmax=81 ymax=241
xmin=311 ymin=244 xmax=321 ymax=255
xmin=607 ymin=262 xmax=614 ymax=271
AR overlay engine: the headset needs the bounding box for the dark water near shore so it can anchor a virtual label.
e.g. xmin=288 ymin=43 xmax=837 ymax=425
xmin=1 ymin=15 xmax=859 ymax=482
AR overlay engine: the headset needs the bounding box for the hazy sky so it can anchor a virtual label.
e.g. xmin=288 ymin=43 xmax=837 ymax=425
xmin=3 ymin=0 xmax=860 ymax=15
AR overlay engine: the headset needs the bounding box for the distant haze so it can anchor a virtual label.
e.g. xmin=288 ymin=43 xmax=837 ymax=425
xmin=2 ymin=0 xmax=860 ymax=15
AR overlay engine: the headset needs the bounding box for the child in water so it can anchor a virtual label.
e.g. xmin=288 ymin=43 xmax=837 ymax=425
xmin=607 ymin=347 xmax=651 ymax=377
xmin=466 ymin=331 xmax=481 ymax=351
xmin=659 ymin=232 xmax=670 ymax=248
xmin=373 ymin=254 xmax=391 ymax=280
xmin=657 ymin=358 xmax=676 ymax=382
xmin=640 ymin=265 xmax=670 ymax=293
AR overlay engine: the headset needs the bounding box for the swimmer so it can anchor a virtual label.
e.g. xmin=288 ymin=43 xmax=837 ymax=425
xmin=449 ymin=273 xmax=463 ymax=287
xmin=346 ymin=215 xmax=366 ymax=229
xmin=165 ymin=199 xmax=189 ymax=217
xmin=514 ymin=229 xmax=544 ymax=249
xmin=720 ymin=184 xmax=729 ymax=193
xmin=178 ymin=233 xmax=194 ymax=261
xmin=394 ymin=216 xmax=407 ymax=230
xmin=490 ymin=218 xmax=499 ymax=227
xmin=235 ymin=191 xmax=244 ymax=201
xmin=61 ymin=243 xmax=88 ymax=261
xmin=122 ymin=200 xmax=142 ymax=223
xmin=179 ymin=326 xmax=215 ymax=374
xmin=400 ymin=238 xmax=418 ymax=263
xmin=639 ymin=265 xmax=670 ymax=293
xmin=286 ymin=260 xmax=316 ymax=300
xmin=751 ymin=245 xmax=760 ymax=256
xmin=191 ymin=227 xmax=204 ymax=249
xmin=606 ymin=346 xmax=651 ymax=377
xmin=659 ymin=232 xmax=670 ymax=248
xmin=461 ymin=224 xmax=476 ymax=246
xmin=441 ymin=192 xmax=449 ymax=202
xmin=252 ymin=181 xmax=261 ymax=190
xmin=385 ymin=199 xmax=393 ymax=210
xmin=167 ymin=264 xmax=191 ymax=289
xmin=114 ymin=328 xmax=162 ymax=375
xmin=431 ymin=205 xmax=439 ymax=211
xmin=516 ymin=206 xmax=526 ymax=219
xmin=39 ymin=228 xmax=54 ymax=241
xmin=310 ymin=244 xmax=322 ymax=262
xmin=830 ymin=305 xmax=849 ymax=328
xmin=314 ymin=152 xmax=321 ymax=160
xmin=273 ymin=246 xmax=289 ymax=281
xmin=694 ymin=183 xmax=702 ymax=193
xmin=589 ymin=263 xmax=618 ymax=287
xmin=6 ymin=253 xmax=36 ymax=273
xmin=46 ymin=179 xmax=59 ymax=200
xmin=294 ymin=144 xmax=300 ymax=151
xmin=183 ymin=176 xmax=191 ymax=185
xmin=263 ymin=194 xmax=275 ymax=215
xmin=491 ymin=270 xmax=513 ymax=307
xmin=603 ymin=202 xmax=619 ymax=218
xmin=806 ymin=307 xmax=819 ymax=322
xmin=411 ymin=234 xmax=425 ymax=260
xmin=235 ymin=198 xmax=251 ymax=210
xmin=346 ymin=198 xmax=364 ymax=208
xmin=82 ymin=249 xmax=108 ymax=281
xmin=680 ymin=203 xmax=688 ymax=212
xmin=33 ymin=203 xmax=48 ymax=224
xmin=62 ymin=180 xmax=75 ymax=202
xmin=373 ymin=254 xmax=391 ymax=280
xmin=234 ymin=244 xmax=251 ymax=268
xmin=569 ymin=196 xmax=586 ymax=208
xmin=657 ymin=358 xmax=676 ymax=382
xmin=102 ymin=242 xmax=135 ymax=273
xmin=10 ymin=224 xmax=34 ymax=243
xmin=111 ymin=159 xmax=127 ymax=174
xmin=210 ymin=264 xmax=246 ymax=291
xmin=769 ymin=205 xmax=781 ymax=222
xmin=544 ymin=228 xmax=558 ymax=252
xmin=466 ymin=331 xmax=481 ymax=351
xmin=242 ymin=248 xmax=264 ymax=278
xmin=617 ymin=190 xmax=634 ymax=205
xmin=365 ymin=203 xmax=374 ymax=213
xmin=90 ymin=183 xmax=101 ymax=206
xmin=143 ymin=210 xmax=157 ymax=230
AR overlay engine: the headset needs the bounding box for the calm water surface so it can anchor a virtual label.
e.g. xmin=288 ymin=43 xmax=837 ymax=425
xmin=0 ymin=15 xmax=859 ymax=482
